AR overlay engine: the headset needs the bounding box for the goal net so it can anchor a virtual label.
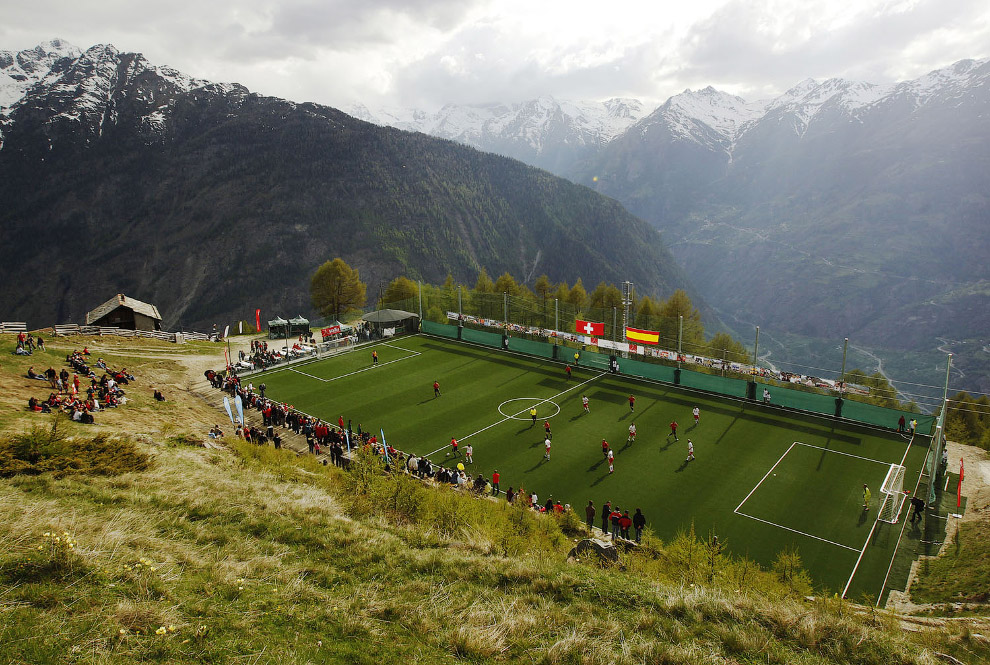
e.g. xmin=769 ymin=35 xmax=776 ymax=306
xmin=878 ymin=464 xmax=907 ymax=523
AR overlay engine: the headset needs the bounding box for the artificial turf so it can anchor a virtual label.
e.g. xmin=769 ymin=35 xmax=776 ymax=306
xmin=251 ymin=334 xmax=931 ymax=599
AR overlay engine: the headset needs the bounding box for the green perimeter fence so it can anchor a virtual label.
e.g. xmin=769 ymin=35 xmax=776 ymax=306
xmin=421 ymin=320 xmax=935 ymax=433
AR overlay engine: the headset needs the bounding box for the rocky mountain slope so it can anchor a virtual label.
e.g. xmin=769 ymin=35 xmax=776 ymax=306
xmin=576 ymin=59 xmax=990 ymax=378
xmin=0 ymin=42 xmax=693 ymax=331
xmin=350 ymin=96 xmax=646 ymax=174
xmin=363 ymin=61 xmax=990 ymax=390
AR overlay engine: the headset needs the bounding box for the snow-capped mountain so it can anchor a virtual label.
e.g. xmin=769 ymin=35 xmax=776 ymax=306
xmin=0 ymin=38 xmax=81 ymax=108
xmin=357 ymin=59 xmax=989 ymax=178
xmin=574 ymin=57 xmax=990 ymax=383
xmin=0 ymin=40 xmax=692 ymax=335
xmin=352 ymin=96 xmax=647 ymax=173
xmin=0 ymin=40 xmax=242 ymax=151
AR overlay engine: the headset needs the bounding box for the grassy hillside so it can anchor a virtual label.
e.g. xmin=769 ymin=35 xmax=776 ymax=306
xmin=1 ymin=333 xmax=988 ymax=664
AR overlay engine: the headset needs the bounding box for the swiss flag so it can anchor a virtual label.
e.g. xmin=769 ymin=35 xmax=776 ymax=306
xmin=576 ymin=319 xmax=604 ymax=336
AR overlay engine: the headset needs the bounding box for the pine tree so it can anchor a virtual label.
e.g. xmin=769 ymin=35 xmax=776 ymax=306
xmin=310 ymin=258 xmax=367 ymax=321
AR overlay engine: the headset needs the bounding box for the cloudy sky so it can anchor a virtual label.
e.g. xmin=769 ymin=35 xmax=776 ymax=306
xmin=3 ymin=0 xmax=989 ymax=110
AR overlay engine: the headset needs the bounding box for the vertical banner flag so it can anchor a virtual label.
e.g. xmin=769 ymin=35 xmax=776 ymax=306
xmin=239 ymin=321 xmax=243 ymax=334
xmin=575 ymin=319 xmax=604 ymax=336
xmin=958 ymin=458 xmax=965 ymax=508
xmin=256 ymin=309 xmax=261 ymax=333
xmin=222 ymin=396 xmax=235 ymax=425
xmin=235 ymin=394 xmax=244 ymax=425
xmin=625 ymin=326 xmax=660 ymax=345
xmin=223 ymin=325 xmax=230 ymax=339
xmin=380 ymin=429 xmax=390 ymax=464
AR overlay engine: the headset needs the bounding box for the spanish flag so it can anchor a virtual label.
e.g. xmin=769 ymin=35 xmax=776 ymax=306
xmin=625 ymin=326 xmax=660 ymax=345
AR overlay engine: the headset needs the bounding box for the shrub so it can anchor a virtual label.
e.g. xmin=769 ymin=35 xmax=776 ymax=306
xmin=0 ymin=415 xmax=150 ymax=477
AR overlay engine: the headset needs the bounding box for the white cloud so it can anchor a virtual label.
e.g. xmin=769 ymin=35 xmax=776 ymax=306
xmin=0 ymin=0 xmax=987 ymax=110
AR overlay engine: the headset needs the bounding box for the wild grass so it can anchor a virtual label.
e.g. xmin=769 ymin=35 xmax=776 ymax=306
xmin=0 ymin=340 xmax=986 ymax=664
xmin=0 ymin=413 xmax=150 ymax=478
xmin=911 ymin=518 xmax=990 ymax=606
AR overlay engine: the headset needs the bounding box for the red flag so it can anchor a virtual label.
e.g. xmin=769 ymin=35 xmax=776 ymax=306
xmin=255 ymin=309 xmax=261 ymax=332
xmin=575 ymin=319 xmax=604 ymax=336
xmin=958 ymin=458 xmax=965 ymax=508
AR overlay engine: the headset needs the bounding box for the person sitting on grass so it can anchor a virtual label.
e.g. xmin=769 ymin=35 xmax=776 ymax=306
xmin=28 ymin=397 xmax=42 ymax=411
xmin=26 ymin=367 xmax=47 ymax=380
xmin=72 ymin=405 xmax=94 ymax=424
xmin=153 ymin=389 xmax=166 ymax=402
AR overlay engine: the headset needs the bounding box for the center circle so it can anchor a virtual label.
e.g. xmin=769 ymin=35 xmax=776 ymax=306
xmin=498 ymin=397 xmax=561 ymax=421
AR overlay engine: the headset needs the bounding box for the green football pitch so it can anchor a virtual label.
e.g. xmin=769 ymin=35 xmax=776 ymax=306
xmin=252 ymin=334 xmax=930 ymax=600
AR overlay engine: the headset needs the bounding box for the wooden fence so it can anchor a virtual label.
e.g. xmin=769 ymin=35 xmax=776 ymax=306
xmin=0 ymin=322 xmax=27 ymax=334
xmin=49 ymin=324 xmax=212 ymax=343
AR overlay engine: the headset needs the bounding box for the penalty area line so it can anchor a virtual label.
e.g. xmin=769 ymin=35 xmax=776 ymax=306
xmin=289 ymin=353 xmax=419 ymax=383
xmin=733 ymin=511 xmax=859 ymax=552
xmin=734 ymin=442 xmax=796 ymax=513
xmin=792 ymin=441 xmax=894 ymax=466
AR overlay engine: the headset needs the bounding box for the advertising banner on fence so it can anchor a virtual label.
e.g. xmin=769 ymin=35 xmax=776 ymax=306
xmin=321 ymin=325 xmax=341 ymax=339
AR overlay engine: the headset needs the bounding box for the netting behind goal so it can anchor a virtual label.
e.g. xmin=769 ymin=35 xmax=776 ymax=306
xmin=878 ymin=464 xmax=907 ymax=523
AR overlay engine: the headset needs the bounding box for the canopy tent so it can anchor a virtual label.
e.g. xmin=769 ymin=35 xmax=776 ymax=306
xmin=361 ymin=309 xmax=419 ymax=334
xmin=361 ymin=309 xmax=418 ymax=324
xmin=268 ymin=315 xmax=310 ymax=339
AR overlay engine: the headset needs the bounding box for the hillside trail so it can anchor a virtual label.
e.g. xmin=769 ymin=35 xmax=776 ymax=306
xmin=175 ymin=342 xmax=320 ymax=458
xmin=885 ymin=440 xmax=990 ymax=622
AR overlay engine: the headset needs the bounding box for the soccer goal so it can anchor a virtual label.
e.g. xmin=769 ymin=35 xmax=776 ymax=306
xmin=878 ymin=464 xmax=908 ymax=524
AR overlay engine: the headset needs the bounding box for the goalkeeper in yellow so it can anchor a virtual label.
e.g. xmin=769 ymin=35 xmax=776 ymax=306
xmin=862 ymin=484 xmax=872 ymax=511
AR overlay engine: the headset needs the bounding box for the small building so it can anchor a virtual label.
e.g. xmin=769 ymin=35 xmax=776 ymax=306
xmin=361 ymin=309 xmax=419 ymax=335
xmin=86 ymin=294 xmax=163 ymax=331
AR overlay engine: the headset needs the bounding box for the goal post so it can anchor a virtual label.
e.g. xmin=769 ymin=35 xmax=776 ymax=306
xmin=878 ymin=464 xmax=907 ymax=523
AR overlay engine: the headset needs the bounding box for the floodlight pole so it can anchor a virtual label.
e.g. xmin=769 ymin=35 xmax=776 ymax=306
xmin=839 ymin=337 xmax=849 ymax=398
xmin=612 ymin=307 xmax=617 ymax=343
xmin=622 ymin=281 xmax=633 ymax=356
xmin=940 ymin=353 xmax=953 ymax=415
xmin=554 ymin=299 xmax=559 ymax=339
xmin=457 ymin=286 xmax=462 ymax=319
xmin=677 ymin=315 xmax=683 ymax=368
xmin=418 ymin=281 xmax=423 ymax=321
xmin=753 ymin=326 xmax=760 ymax=370
xmin=503 ymin=292 xmax=508 ymax=327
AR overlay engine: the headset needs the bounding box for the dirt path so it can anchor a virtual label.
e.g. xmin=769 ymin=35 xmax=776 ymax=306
xmin=886 ymin=440 xmax=990 ymax=615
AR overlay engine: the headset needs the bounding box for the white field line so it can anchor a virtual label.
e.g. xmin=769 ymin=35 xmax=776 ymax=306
xmin=288 ymin=348 xmax=421 ymax=383
xmin=733 ymin=512 xmax=859 ymax=552
xmin=843 ymin=432 xmax=917 ymax=599
xmin=791 ymin=441 xmax=894 ymax=466
xmin=734 ymin=439 xmax=899 ymax=556
xmin=842 ymin=516 xmax=882 ymax=598
xmin=422 ymin=373 xmax=605 ymax=459
xmin=734 ymin=442 xmax=796 ymax=513
xmin=875 ymin=434 xmax=925 ymax=605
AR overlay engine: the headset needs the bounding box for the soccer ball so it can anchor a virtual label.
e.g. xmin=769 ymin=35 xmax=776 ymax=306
xmin=445 ymin=452 xmax=450 ymax=457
